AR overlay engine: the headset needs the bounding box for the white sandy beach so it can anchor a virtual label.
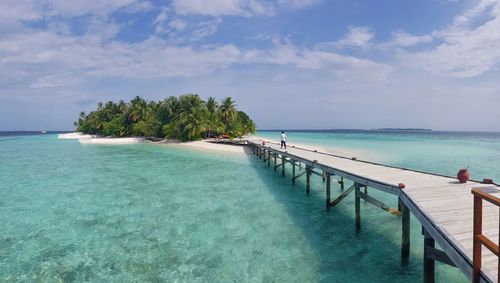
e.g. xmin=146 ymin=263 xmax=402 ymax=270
xmin=159 ymin=139 xmax=247 ymax=154
xmin=79 ymin=137 xmax=145 ymax=145
xmin=58 ymin=132 xmax=96 ymax=139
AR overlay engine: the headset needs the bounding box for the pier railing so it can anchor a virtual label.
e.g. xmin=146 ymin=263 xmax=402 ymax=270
xmin=471 ymin=187 xmax=500 ymax=283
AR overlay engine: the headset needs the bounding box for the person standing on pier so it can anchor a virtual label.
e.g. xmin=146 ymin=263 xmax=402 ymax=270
xmin=280 ymin=131 xmax=287 ymax=149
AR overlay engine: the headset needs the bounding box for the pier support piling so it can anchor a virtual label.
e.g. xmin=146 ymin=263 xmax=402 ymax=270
xmin=326 ymin=173 xmax=331 ymax=210
xmin=355 ymin=183 xmax=361 ymax=233
xmin=306 ymin=166 xmax=311 ymax=195
xmin=274 ymin=153 xmax=277 ymax=171
xmin=292 ymin=160 xmax=296 ymax=185
xmin=282 ymin=155 xmax=285 ymax=177
xmin=424 ymin=230 xmax=435 ymax=283
xmin=400 ymin=198 xmax=410 ymax=267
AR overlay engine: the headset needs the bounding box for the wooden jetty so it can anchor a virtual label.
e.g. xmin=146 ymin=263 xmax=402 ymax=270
xmin=246 ymin=139 xmax=500 ymax=283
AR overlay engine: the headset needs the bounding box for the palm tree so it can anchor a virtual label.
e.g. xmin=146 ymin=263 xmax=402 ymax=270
xmin=129 ymin=96 xmax=146 ymax=123
xmin=179 ymin=106 xmax=209 ymax=141
xmin=206 ymin=97 xmax=217 ymax=113
xmin=219 ymin=97 xmax=237 ymax=125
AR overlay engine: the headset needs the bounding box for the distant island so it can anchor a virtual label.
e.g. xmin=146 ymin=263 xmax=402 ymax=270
xmin=75 ymin=94 xmax=256 ymax=142
xmin=372 ymin=128 xmax=432 ymax=131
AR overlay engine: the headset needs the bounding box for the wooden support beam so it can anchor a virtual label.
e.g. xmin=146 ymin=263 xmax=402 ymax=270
xmin=424 ymin=230 xmax=435 ymax=283
xmin=426 ymin=245 xmax=456 ymax=267
xmin=322 ymin=170 xmax=326 ymax=183
xmin=326 ymin=172 xmax=331 ymax=210
xmin=292 ymin=160 xmax=296 ymax=185
xmin=282 ymin=155 xmax=285 ymax=177
xmin=329 ymin=184 xmax=355 ymax=207
xmin=292 ymin=171 xmax=306 ymax=182
xmin=339 ymin=177 xmax=344 ymax=191
xmin=355 ymin=184 xmax=361 ymax=233
xmin=306 ymin=166 xmax=311 ymax=195
xmin=401 ymin=198 xmax=410 ymax=267
xmin=357 ymin=191 xmax=399 ymax=215
xmin=267 ymin=150 xmax=270 ymax=167
xmin=310 ymin=170 xmax=324 ymax=177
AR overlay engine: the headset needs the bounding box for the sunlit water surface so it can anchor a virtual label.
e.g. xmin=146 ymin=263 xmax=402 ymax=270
xmin=2 ymin=131 xmax=500 ymax=282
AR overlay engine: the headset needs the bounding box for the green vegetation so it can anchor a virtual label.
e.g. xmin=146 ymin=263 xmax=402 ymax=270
xmin=75 ymin=94 xmax=256 ymax=141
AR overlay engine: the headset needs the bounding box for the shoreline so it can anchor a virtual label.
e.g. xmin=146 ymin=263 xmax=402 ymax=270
xmin=155 ymin=139 xmax=248 ymax=154
xmin=60 ymin=132 xmax=384 ymax=161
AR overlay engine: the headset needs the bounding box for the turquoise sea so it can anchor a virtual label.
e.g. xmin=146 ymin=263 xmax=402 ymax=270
xmin=1 ymin=130 xmax=500 ymax=282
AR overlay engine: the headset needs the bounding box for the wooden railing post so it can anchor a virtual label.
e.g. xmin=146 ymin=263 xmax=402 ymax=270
xmin=471 ymin=187 xmax=500 ymax=283
xmin=472 ymin=194 xmax=483 ymax=283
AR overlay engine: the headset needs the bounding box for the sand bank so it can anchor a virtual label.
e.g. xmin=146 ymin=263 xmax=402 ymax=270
xmin=157 ymin=136 xmax=381 ymax=160
xmin=79 ymin=137 xmax=145 ymax=145
xmin=58 ymin=132 xmax=96 ymax=139
xmin=159 ymin=139 xmax=246 ymax=154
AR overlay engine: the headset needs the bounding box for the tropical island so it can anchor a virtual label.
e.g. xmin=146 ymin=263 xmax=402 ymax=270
xmin=74 ymin=94 xmax=256 ymax=142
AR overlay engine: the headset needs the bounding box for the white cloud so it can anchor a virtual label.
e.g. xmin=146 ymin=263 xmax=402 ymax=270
xmin=154 ymin=7 xmax=169 ymax=26
xmin=386 ymin=30 xmax=433 ymax=47
xmin=172 ymin=0 xmax=251 ymax=17
xmin=169 ymin=19 xmax=188 ymax=31
xmin=0 ymin=0 xmax=153 ymax=22
xmin=277 ymin=0 xmax=319 ymax=8
xmin=402 ymin=0 xmax=500 ymax=78
xmin=171 ymin=0 xmax=316 ymax=17
xmin=0 ymin=0 xmax=41 ymax=22
xmin=337 ymin=26 xmax=374 ymax=48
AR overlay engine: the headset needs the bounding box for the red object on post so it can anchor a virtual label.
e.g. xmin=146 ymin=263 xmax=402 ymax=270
xmin=457 ymin=169 xmax=470 ymax=183
xmin=262 ymin=141 xmax=266 ymax=145
xmin=398 ymin=183 xmax=406 ymax=189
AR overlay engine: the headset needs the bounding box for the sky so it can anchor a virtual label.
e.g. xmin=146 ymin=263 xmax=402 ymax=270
xmin=1 ymin=0 xmax=500 ymax=131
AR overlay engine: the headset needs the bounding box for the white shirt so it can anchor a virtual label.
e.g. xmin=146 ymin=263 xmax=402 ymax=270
xmin=281 ymin=133 xmax=287 ymax=141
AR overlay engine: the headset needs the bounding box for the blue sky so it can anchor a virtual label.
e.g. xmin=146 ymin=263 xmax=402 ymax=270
xmin=1 ymin=0 xmax=500 ymax=131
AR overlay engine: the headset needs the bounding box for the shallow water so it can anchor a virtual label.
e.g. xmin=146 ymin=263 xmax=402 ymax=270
xmin=2 ymin=131 xmax=499 ymax=282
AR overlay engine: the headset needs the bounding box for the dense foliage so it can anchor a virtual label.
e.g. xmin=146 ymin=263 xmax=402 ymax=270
xmin=75 ymin=95 xmax=256 ymax=141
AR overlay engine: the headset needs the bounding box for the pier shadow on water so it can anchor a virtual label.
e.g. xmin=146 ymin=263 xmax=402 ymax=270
xmin=242 ymin=148 xmax=468 ymax=283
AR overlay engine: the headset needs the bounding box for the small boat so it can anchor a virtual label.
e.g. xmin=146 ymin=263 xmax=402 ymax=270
xmin=41 ymin=129 xmax=47 ymax=134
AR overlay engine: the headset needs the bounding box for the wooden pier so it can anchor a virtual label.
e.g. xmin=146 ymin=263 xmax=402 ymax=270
xmin=247 ymin=139 xmax=500 ymax=283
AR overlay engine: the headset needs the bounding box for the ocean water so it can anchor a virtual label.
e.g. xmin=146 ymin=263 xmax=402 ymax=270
xmin=1 ymin=131 xmax=499 ymax=282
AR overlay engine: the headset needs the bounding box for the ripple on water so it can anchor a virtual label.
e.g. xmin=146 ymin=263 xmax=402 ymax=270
xmin=0 ymin=135 xmax=474 ymax=282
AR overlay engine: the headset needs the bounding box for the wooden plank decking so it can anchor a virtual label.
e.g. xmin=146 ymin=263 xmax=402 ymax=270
xmin=248 ymin=139 xmax=499 ymax=283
